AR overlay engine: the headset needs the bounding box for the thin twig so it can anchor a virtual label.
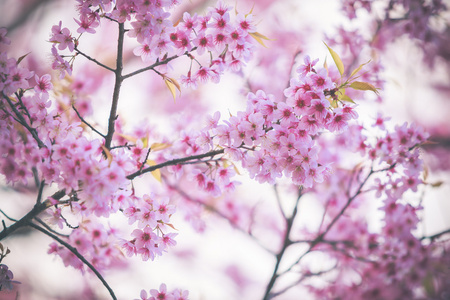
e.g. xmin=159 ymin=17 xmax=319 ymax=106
xmin=2 ymin=92 xmax=46 ymax=148
xmin=262 ymin=188 xmax=303 ymax=300
xmin=139 ymin=148 xmax=152 ymax=173
xmin=126 ymin=148 xmax=225 ymax=180
xmin=27 ymin=222 xmax=117 ymax=300
xmin=34 ymin=217 xmax=70 ymax=238
xmin=0 ymin=209 xmax=18 ymax=222
xmin=420 ymin=228 xmax=450 ymax=241
xmin=280 ymin=168 xmax=375 ymax=277
xmin=166 ymin=178 xmax=274 ymax=255
xmin=273 ymin=184 xmax=287 ymax=220
xmin=122 ymin=48 xmax=197 ymax=80
xmin=74 ymin=47 xmax=115 ymax=72
xmin=0 ymin=189 xmax=66 ymax=241
xmin=72 ymin=105 xmax=106 ymax=138
xmin=269 ymin=265 xmax=337 ymax=299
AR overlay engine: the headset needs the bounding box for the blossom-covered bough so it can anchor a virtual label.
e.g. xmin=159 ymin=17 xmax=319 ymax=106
xmin=0 ymin=0 xmax=449 ymax=299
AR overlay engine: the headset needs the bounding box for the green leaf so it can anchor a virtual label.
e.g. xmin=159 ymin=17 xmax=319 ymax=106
xmin=249 ymin=32 xmax=270 ymax=48
xmin=340 ymin=95 xmax=355 ymax=103
xmin=150 ymin=142 xmax=171 ymax=152
xmin=349 ymin=60 xmax=371 ymax=78
xmin=324 ymin=42 xmax=344 ymax=76
xmin=349 ymin=81 xmax=379 ymax=95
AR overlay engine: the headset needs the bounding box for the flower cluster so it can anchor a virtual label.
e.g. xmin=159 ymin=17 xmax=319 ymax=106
xmin=49 ymin=0 xmax=259 ymax=87
xmin=121 ymin=194 xmax=177 ymax=261
xmin=48 ymin=220 xmax=124 ymax=272
xmin=193 ymin=56 xmax=358 ymax=189
xmin=138 ymin=283 xmax=189 ymax=300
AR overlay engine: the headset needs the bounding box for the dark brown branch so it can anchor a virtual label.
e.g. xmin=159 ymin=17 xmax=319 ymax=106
xmin=121 ymin=48 xmax=197 ymax=80
xmin=0 ymin=189 xmax=66 ymax=241
xmin=74 ymin=47 xmax=115 ymax=72
xmin=104 ymin=22 xmax=125 ymax=150
xmin=27 ymin=222 xmax=117 ymax=300
xmin=420 ymin=228 xmax=450 ymax=241
xmin=126 ymin=148 xmax=225 ymax=180
xmin=262 ymin=188 xmax=303 ymax=300
xmin=2 ymin=92 xmax=46 ymax=148
xmin=34 ymin=217 xmax=69 ymax=238
xmin=281 ymin=168 xmax=375 ymax=277
xmin=72 ymin=105 xmax=106 ymax=138
xmin=166 ymin=178 xmax=274 ymax=255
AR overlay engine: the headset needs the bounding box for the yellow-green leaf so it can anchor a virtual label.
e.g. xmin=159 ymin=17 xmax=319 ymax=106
xmin=249 ymin=32 xmax=270 ymax=48
xmin=164 ymin=76 xmax=181 ymax=101
xmin=349 ymin=81 xmax=379 ymax=94
xmin=340 ymin=95 xmax=355 ymax=104
xmin=116 ymin=133 xmax=138 ymax=143
xmin=165 ymin=223 xmax=178 ymax=231
xmin=423 ymin=165 xmax=429 ymax=181
xmin=146 ymin=160 xmax=162 ymax=182
xmin=324 ymin=42 xmax=344 ymax=76
xmin=100 ymin=145 xmax=113 ymax=166
xmin=150 ymin=142 xmax=171 ymax=152
xmin=246 ymin=3 xmax=255 ymax=17
xmin=349 ymin=60 xmax=371 ymax=78
xmin=141 ymin=137 xmax=149 ymax=148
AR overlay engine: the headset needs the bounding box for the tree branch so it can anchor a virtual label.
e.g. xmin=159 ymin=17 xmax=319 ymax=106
xmin=121 ymin=49 xmax=196 ymax=80
xmin=421 ymin=228 xmax=450 ymax=241
xmin=0 ymin=189 xmax=66 ymax=241
xmin=72 ymin=105 xmax=106 ymax=138
xmin=74 ymin=47 xmax=115 ymax=72
xmin=262 ymin=188 xmax=303 ymax=300
xmin=126 ymin=148 xmax=225 ymax=180
xmin=166 ymin=178 xmax=274 ymax=255
xmin=104 ymin=22 xmax=125 ymax=150
xmin=280 ymin=168 xmax=375 ymax=277
xmin=27 ymin=222 xmax=117 ymax=300
xmin=2 ymin=92 xmax=46 ymax=148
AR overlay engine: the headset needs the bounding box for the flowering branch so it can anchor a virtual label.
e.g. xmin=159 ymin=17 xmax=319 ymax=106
xmin=27 ymin=222 xmax=117 ymax=300
xmin=262 ymin=188 xmax=303 ymax=300
xmin=0 ymin=189 xmax=66 ymax=241
xmin=2 ymin=92 xmax=45 ymax=148
xmin=104 ymin=22 xmax=125 ymax=150
xmin=121 ymin=49 xmax=197 ymax=80
xmin=166 ymin=178 xmax=274 ymax=255
xmin=281 ymin=167 xmax=375 ymax=277
xmin=74 ymin=46 xmax=115 ymax=72
xmin=420 ymin=228 xmax=450 ymax=241
xmin=72 ymin=105 xmax=106 ymax=138
xmin=126 ymin=148 xmax=225 ymax=180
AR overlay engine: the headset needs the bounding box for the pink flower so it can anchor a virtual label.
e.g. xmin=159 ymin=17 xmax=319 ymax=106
xmin=297 ymin=55 xmax=318 ymax=75
xmin=154 ymin=198 xmax=175 ymax=223
xmin=34 ymin=74 xmax=53 ymax=94
xmin=150 ymin=283 xmax=174 ymax=300
xmin=134 ymin=43 xmax=153 ymax=63
xmin=0 ymin=28 xmax=11 ymax=45
xmin=74 ymin=15 xmax=99 ymax=34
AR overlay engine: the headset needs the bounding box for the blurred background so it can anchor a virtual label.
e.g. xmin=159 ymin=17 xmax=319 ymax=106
xmin=0 ymin=0 xmax=449 ymax=299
